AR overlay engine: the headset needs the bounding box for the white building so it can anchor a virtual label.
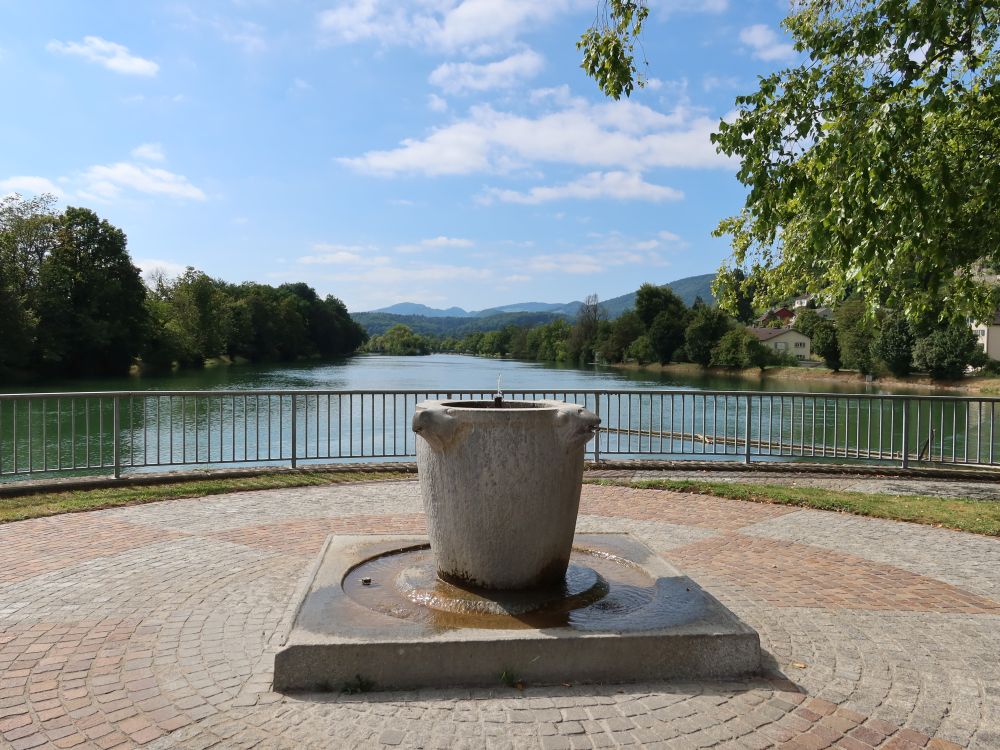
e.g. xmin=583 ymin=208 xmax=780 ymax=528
xmin=971 ymin=309 xmax=1000 ymax=361
xmin=748 ymin=327 xmax=811 ymax=360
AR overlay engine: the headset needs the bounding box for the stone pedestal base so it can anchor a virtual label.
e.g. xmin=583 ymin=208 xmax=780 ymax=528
xmin=273 ymin=534 xmax=761 ymax=692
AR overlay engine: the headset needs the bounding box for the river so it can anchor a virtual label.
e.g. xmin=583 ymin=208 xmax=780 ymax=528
xmin=0 ymin=353 xmax=930 ymax=396
xmin=6 ymin=355 xmax=996 ymax=479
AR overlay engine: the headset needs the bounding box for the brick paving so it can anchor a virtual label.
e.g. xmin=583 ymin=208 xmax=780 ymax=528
xmin=1 ymin=481 xmax=998 ymax=749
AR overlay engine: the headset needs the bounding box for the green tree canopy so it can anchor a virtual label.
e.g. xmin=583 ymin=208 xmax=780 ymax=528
xmin=684 ymin=306 xmax=732 ymax=367
xmin=711 ymin=0 xmax=1000 ymax=324
xmin=912 ymin=324 xmax=984 ymax=379
xmin=811 ymin=319 xmax=842 ymax=371
xmin=873 ymin=312 xmax=916 ymax=376
xmin=35 ymin=207 xmax=148 ymax=376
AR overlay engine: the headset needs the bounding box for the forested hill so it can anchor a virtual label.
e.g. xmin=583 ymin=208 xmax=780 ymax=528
xmin=350 ymin=310 xmax=566 ymax=337
xmin=353 ymin=274 xmax=716 ymax=336
xmin=361 ymin=273 xmax=715 ymax=324
xmin=599 ymin=274 xmax=716 ymax=318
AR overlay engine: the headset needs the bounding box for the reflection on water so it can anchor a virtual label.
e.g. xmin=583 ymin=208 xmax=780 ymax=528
xmin=1 ymin=353 xmax=940 ymax=396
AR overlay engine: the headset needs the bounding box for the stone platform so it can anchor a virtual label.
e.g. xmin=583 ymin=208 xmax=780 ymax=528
xmin=273 ymin=533 xmax=760 ymax=692
xmin=2 ymin=479 xmax=999 ymax=749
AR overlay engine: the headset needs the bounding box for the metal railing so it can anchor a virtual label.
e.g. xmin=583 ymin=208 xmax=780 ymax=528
xmin=1 ymin=389 xmax=998 ymax=480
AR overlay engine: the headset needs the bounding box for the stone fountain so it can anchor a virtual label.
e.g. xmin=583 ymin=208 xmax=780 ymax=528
xmin=273 ymin=395 xmax=760 ymax=691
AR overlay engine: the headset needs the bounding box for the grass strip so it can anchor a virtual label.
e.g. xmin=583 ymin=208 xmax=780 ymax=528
xmin=586 ymin=478 xmax=1000 ymax=536
xmin=0 ymin=470 xmax=412 ymax=524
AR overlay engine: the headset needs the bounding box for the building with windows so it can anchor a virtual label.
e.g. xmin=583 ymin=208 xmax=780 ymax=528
xmin=748 ymin=327 xmax=812 ymax=360
xmin=971 ymin=309 xmax=1000 ymax=361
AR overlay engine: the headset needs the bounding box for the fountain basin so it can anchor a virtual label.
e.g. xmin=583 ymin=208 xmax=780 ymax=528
xmin=272 ymin=534 xmax=761 ymax=692
xmin=412 ymin=399 xmax=599 ymax=590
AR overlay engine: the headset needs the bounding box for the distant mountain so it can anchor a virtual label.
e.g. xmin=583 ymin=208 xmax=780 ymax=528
xmin=351 ymin=311 xmax=567 ymax=337
xmin=599 ymin=273 xmax=716 ymax=318
xmin=355 ymin=273 xmax=716 ymax=333
xmin=474 ymin=301 xmax=583 ymax=317
xmin=371 ymin=302 xmax=471 ymax=318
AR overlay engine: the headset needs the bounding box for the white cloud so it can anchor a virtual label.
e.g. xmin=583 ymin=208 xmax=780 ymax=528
xmin=172 ymin=8 xmax=268 ymax=54
xmin=657 ymin=0 xmax=728 ymax=13
xmin=131 ymin=143 xmax=166 ymax=162
xmin=739 ymin=24 xmax=796 ymax=62
xmin=80 ymin=162 xmax=205 ymax=201
xmin=318 ymin=0 xmax=573 ymax=53
xmin=526 ymin=246 xmax=669 ymax=275
xmin=298 ymin=244 xmax=389 ymax=265
xmin=702 ymin=74 xmax=740 ymax=92
xmin=428 ymin=94 xmax=449 ymax=112
xmin=47 ymin=36 xmax=158 ymax=76
xmin=480 ymin=171 xmax=683 ymax=205
xmin=429 ymin=50 xmax=544 ymax=94
xmin=395 ymin=236 xmax=474 ymax=253
xmin=135 ymin=258 xmax=188 ymax=286
xmin=0 ymin=176 xmax=64 ymax=197
xmin=290 ymin=78 xmax=312 ymax=93
xmin=504 ymin=274 xmax=531 ymax=283
xmin=340 ymin=97 xmax=730 ymax=177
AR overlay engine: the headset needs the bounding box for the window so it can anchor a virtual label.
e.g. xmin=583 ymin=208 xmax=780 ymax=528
xmin=794 ymin=342 xmax=806 ymax=348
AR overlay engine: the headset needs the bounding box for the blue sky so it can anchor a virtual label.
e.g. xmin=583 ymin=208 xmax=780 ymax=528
xmin=0 ymin=0 xmax=798 ymax=312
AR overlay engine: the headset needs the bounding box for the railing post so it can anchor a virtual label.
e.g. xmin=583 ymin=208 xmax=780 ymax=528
xmin=290 ymin=394 xmax=298 ymax=469
xmin=593 ymin=392 xmax=601 ymax=464
xmin=112 ymin=395 xmax=121 ymax=479
xmin=744 ymin=395 xmax=752 ymax=464
xmin=901 ymin=398 xmax=910 ymax=469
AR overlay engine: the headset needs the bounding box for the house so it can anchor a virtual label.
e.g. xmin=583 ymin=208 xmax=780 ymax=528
xmin=757 ymin=307 xmax=795 ymax=327
xmin=792 ymin=294 xmax=813 ymax=309
xmin=749 ymin=327 xmax=811 ymax=360
xmin=971 ymin=309 xmax=1000 ymax=361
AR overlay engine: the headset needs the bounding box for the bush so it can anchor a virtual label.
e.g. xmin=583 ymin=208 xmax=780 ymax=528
xmin=711 ymin=328 xmax=772 ymax=370
xmin=873 ymin=313 xmax=915 ymax=376
xmin=626 ymin=335 xmax=656 ymax=365
xmin=811 ymin=319 xmax=841 ymax=371
xmin=912 ymin=325 xmax=984 ymax=380
xmin=683 ymin=306 xmax=732 ymax=367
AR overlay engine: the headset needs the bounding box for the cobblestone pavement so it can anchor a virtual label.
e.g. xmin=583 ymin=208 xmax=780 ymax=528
xmin=1 ymin=480 xmax=999 ymax=750
xmin=604 ymin=469 xmax=1000 ymax=501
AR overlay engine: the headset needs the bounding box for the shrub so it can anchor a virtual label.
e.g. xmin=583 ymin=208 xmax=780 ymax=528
xmin=912 ymin=325 xmax=984 ymax=380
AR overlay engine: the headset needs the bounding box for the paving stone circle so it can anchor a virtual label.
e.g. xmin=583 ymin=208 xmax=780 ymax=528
xmin=1 ymin=478 xmax=998 ymax=749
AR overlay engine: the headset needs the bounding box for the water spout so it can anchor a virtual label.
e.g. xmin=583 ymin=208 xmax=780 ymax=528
xmin=494 ymin=374 xmax=503 ymax=407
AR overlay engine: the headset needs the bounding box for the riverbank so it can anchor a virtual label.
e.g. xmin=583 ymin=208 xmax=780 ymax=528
xmin=612 ymin=361 xmax=1000 ymax=395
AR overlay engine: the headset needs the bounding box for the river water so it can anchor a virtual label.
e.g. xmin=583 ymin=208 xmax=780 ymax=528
xmin=0 ymin=353 xmax=930 ymax=396
xmin=5 ymin=355 xmax=997 ymax=478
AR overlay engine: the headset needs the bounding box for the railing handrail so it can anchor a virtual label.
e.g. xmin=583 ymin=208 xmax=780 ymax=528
xmin=2 ymin=388 xmax=998 ymax=478
xmin=3 ymin=387 xmax=999 ymax=404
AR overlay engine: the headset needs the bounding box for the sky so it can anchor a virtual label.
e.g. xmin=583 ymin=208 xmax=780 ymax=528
xmin=0 ymin=0 xmax=799 ymax=313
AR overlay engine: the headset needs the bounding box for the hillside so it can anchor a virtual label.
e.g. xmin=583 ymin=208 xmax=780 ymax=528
xmin=599 ymin=273 xmax=716 ymax=318
xmin=353 ymin=273 xmax=717 ymax=336
xmin=351 ymin=310 xmax=566 ymax=337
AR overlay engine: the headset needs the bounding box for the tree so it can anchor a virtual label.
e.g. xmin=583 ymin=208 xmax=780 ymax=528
xmin=627 ymin=335 xmax=655 ymax=365
xmin=648 ymin=311 xmax=686 ymax=365
xmin=569 ymin=293 xmax=606 ymax=365
xmin=684 ymin=306 xmax=732 ymax=367
xmin=711 ymin=1 xmax=1000 ymax=324
xmin=873 ymin=313 xmax=915 ymax=377
xmin=710 ymin=329 xmax=771 ymax=370
xmin=835 ymin=298 xmax=876 ymax=374
xmin=634 ymin=283 xmax=684 ymax=329
xmin=0 ymin=194 xmax=58 ymax=377
xmin=598 ymin=310 xmax=643 ymax=363
xmin=34 ymin=208 xmax=148 ymax=376
xmin=366 ymin=324 xmax=430 ymax=356
xmin=792 ymin=309 xmax=822 ymax=339
xmin=912 ymin=325 xmax=984 ymax=380
xmin=578 ymin=0 xmax=649 ymax=99
xmin=811 ymin=320 xmax=842 ymax=371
